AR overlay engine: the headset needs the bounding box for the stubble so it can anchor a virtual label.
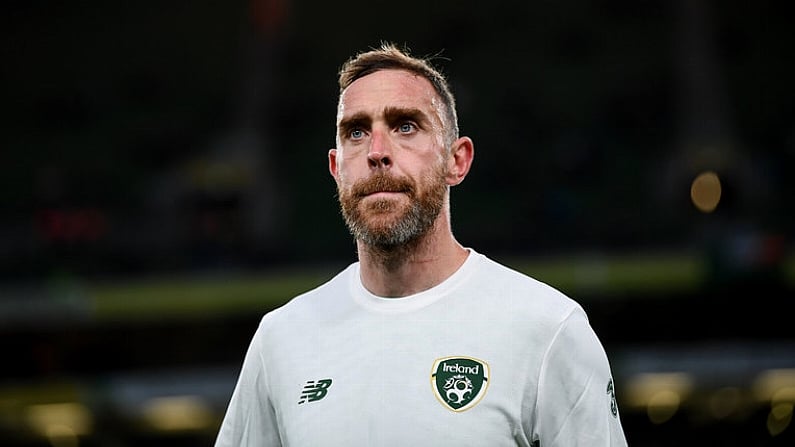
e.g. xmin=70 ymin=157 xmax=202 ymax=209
xmin=337 ymin=164 xmax=448 ymax=250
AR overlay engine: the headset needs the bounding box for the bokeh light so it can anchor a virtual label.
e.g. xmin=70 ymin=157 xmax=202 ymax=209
xmin=690 ymin=171 xmax=722 ymax=213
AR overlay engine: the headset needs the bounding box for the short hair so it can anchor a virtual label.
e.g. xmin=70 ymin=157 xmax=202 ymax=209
xmin=337 ymin=42 xmax=459 ymax=146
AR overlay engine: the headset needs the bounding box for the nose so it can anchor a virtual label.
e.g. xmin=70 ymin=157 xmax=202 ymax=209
xmin=367 ymin=129 xmax=392 ymax=169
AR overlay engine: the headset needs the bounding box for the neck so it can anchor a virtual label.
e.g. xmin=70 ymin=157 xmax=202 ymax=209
xmin=356 ymin=214 xmax=469 ymax=297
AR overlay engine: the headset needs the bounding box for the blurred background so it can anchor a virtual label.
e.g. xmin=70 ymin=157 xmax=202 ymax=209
xmin=1 ymin=0 xmax=794 ymax=445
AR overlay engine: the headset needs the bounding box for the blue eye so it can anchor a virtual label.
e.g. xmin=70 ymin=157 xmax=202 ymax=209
xmin=398 ymin=123 xmax=415 ymax=133
xmin=350 ymin=129 xmax=364 ymax=139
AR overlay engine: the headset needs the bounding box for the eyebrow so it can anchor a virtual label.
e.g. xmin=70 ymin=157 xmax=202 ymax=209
xmin=338 ymin=112 xmax=371 ymax=137
xmin=383 ymin=106 xmax=428 ymax=130
xmin=338 ymin=106 xmax=430 ymax=137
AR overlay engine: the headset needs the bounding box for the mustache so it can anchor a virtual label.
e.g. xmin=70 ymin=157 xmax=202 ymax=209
xmin=351 ymin=173 xmax=415 ymax=197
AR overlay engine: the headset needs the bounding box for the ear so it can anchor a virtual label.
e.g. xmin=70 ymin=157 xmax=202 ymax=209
xmin=445 ymin=137 xmax=474 ymax=186
xmin=329 ymin=148 xmax=340 ymax=179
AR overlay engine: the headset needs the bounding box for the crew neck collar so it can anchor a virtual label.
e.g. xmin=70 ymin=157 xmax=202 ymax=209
xmin=350 ymin=248 xmax=480 ymax=313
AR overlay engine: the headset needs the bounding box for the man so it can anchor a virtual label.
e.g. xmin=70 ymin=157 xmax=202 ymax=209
xmin=215 ymin=43 xmax=628 ymax=446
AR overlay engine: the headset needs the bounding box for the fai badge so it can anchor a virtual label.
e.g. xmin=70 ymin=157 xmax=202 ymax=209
xmin=430 ymin=356 xmax=490 ymax=412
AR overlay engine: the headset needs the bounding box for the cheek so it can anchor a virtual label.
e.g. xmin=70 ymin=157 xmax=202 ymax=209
xmin=335 ymin=173 xmax=358 ymax=198
xmin=335 ymin=176 xmax=350 ymax=195
xmin=432 ymin=152 xmax=452 ymax=177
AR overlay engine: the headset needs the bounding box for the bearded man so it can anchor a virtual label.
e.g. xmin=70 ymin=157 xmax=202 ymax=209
xmin=215 ymin=43 xmax=628 ymax=447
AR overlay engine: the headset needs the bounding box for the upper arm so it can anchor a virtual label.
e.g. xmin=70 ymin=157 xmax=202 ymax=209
xmin=535 ymin=308 xmax=627 ymax=447
xmin=214 ymin=319 xmax=283 ymax=447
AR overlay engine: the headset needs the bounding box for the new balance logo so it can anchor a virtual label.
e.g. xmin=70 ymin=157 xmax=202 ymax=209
xmin=298 ymin=379 xmax=332 ymax=404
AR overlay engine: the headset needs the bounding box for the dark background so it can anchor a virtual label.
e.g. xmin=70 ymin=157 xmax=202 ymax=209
xmin=2 ymin=0 xmax=794 ymax=445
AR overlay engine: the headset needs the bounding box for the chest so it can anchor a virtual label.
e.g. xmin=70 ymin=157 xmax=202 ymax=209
xmin=264 ymin=315 xmax=541 ymax=446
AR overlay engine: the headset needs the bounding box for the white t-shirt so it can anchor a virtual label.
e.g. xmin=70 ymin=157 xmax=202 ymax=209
xmin=215 ymin=249 xmax=627 ymax=446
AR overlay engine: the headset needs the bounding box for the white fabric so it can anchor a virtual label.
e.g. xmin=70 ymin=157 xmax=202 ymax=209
xmin=215 ymin=249 xmax=628 ymax=446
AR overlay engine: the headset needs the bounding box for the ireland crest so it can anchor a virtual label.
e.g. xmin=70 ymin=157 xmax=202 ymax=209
xmin=430 ymin=356 xmax=490 ymax=412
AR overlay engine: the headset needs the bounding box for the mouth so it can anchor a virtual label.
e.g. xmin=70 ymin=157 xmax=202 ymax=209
xmin=363 ymin=190 xmax=406 ymax=199
xmin=352 ymin=174 xmax=413 ymax=199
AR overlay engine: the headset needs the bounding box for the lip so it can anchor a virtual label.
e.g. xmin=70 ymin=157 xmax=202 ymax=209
xmin=364 ymin=191 xmax=404 ymax=199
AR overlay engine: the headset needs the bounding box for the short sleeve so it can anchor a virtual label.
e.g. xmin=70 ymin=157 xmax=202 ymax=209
xmin=535 ymin=307 xmax=628 ymax=446
xmin=214 ymin=318 xmax=282 ymax=447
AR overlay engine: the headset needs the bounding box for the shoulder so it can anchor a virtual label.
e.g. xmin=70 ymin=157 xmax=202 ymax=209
xmin=260 ymin=262 xmax=357 ymax=328
xmin=471 ymin=252 xmax=583 ymax=320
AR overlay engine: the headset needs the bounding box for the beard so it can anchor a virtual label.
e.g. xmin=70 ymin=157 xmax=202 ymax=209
xmin=337 ymin=164 xmax=448 ymax=248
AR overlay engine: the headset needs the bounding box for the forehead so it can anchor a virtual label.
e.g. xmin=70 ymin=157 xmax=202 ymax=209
xmin=338 ymin=69 xmax=441 ymax=120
